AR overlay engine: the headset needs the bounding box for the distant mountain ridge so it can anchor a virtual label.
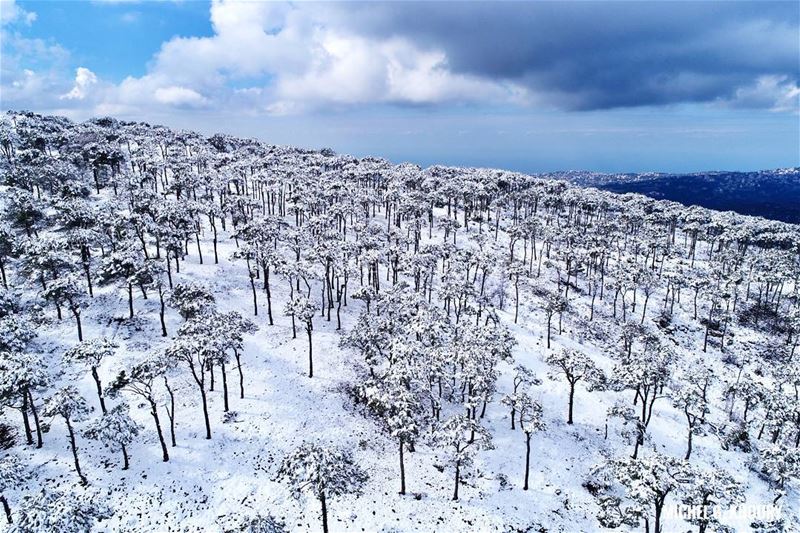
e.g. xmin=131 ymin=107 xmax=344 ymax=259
xmin=543 ymin=168 xmax=800 ymax=224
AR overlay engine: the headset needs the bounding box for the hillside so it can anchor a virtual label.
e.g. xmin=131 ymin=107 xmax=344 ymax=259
xmin=0 ymin=111 xmax=798 ymax=533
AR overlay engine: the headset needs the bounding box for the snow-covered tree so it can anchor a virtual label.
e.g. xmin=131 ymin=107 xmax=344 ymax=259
xmin=433 ymin=414 xmax=494 ymax=501
xmin=42 ymin=386 xmax=91 ymax=485
xmin=515 ymin=392 xmax=545 ymax=490
xmin=169 ymin=281 xmax=215 ymax=320
xmin=542 ymin=291 xmax=567 ymax=349
xmin=277 ymin=442 xmax=368 ymax=533
xmin=97 ymin=243 xmax=150 ymax=319
xmin=10 ymin=487 xmax=112 ymax=533
xmin=41 ymin=272 xmax=88 ymax=340
xmin=546 ymin=348 xmax=606 ymax=424
xmin=0 ymin=352 xmax=48 ymax=448
xmin=0 ymin=222 xmax=17 ymax=290
xmin=223 ymin=513 xmax=288 ymax=533
xmin=680 ymin=466 xmax=744 ymax=533
xmin=0 ymin=454 xmax=28 ymax=524
xmin=757 ymin=443 xmax=800 ymax=504
xmin=606 ymin=401 xmax=648 ymax=459
xmin=357 ymin=367 xmax=423 ymax=495
xmin=63 ymin=337 xmax=117 ymax=414
xmin=502 ymin=364 xmax=541 ymax=430
xmin=166 ymin=311 xmax=223 ymax=440
xmin=283 ymin=297 xmax=317 ymax=378
xmin=82 ymin=403 xmax=141 ymax=470
xmin=0 ymin=314 xmax=36 ymax=356
xmin=671 ymin=377 xmax=710 ymax=460
xmin=612 ymin=338 xmax=673 ymax=451
xmin=219 ymin=310 xmax=257 ymax=400
xmin=592 ymin=452 xmax=694 ymax=533
xmin=107 ymin=358 xmax=170 ymax=462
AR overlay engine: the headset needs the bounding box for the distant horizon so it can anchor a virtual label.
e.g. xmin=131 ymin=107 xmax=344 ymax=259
xmin=6 ymin=108 xmax=798 ymax=177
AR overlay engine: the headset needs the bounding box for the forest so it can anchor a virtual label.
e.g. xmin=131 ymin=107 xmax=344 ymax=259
xmin=0 ymin=110 xmax=798 ymax=532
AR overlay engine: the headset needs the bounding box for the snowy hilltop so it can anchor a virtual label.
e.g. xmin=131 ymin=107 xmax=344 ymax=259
xmin=0 ymin=111 xmax=798 ymax=532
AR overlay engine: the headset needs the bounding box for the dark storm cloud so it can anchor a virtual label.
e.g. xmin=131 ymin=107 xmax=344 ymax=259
xmin=325 ymin=1 xmax=800 ymax=110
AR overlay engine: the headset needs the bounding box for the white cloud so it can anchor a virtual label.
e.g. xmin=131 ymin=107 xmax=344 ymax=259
xmin=1 ymin=0 xmax=36 ymax=26
xmin=71 ymin=0 xmax=518 ymax=116
xmin=728 ymin=75 xmax=800 ymax=113
xmin=154 ymin=86 xmax=208 ymax=107
xmin=272 ymin=31 xmax=515 ymax=109
xmin=60 ymin=67 xmax=98 ymax=100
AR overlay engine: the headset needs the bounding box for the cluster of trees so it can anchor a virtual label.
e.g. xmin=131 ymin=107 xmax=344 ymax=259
xmin=0 ymin=110 xmax=798 ymax=531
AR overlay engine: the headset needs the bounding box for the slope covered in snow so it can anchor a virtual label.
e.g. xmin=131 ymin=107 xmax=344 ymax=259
xmin=0 ymin=111 xmax=798 ymax=533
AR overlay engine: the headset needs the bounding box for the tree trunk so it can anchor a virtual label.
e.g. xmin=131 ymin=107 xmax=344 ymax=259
xmin=91 ymin=366 xmax=107 ymax=414
xmin=121 ymin=443 xmax=130 ymax=470
xmin=320 ymin=491 xmax=329 ymax=533
xmin=235 ymin=350 xmax=245 ymax=399
xmin=164 ymin=377 xmax=177 ymax=447
xmin=0 ymin=495 xmax=11 ymax=524
xmin=159 ymin=289 xmax=168 ymax=337
xmin=567 ymin=382 xmax=576 ymax=424
xmin=453 ymin=460 xmax=460 ymax=501
xmin=128 ymin=282 xmax=134 ymax=318
xmin=307 ymin=327 xmax=314 ymax=378
xmin=74 ymin=310 xmax=83 ymax=341
xmin=265 ymin=267 xmax=274 ymax=325
xmin=641 ymin=294 xmax=649 ymax=325
xmin=249 ymin=269 xmax=258 ymax=316
xmin=199 ymin=386 xmax=212 ymax=439
xmin=523 ymin=432 xmax=531 ymax=490
xmin=27 ymin=389 xmax=42 ymax=449
xmin=654 ymin=497 xmax=664 ymax=533
xmin=221 ymin=360 xmax=229 ymax=412
xmin=65 ymin=417 xmax=87 ymax=485
xmin=149 ymin=399 xmax=169 ymax=462
xmin=399 ymin=439 xmax=406 ymax=495
xmin=20 ymin=391 xmax=33 ymax=445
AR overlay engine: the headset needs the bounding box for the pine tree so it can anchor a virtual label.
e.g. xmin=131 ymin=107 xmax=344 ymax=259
xmin=107 ymin=358 xmax=171 ymax=462
xmin=0 ymin=454 xmax=28 ymax=524
xmin=0 ymin=351 xmax=49 ymax=448
xmin=225 ymin=513 xmax=288 ymax=533
xmin=357 ymin=366 xmax=422 ymax=495
xmin=433 ymin=414 xmax=494 ymax=501
xmin=82 ymin=403 xmax=141 ymax=470
xmin=10 ymin=487 xmax=112 ymax=533
xmin=277 ymin=442 xmax=368 ymax=533
xmin=42 ymin=386 xmax=91 ymax=485
xmin=680 ymin=466 xmax=744 ymax=533
xmin=63 ymin=338 xmax=117 ymax=414
xmin=283 ymin=297 xmax=317 ymax=378
xmin=514 ymin=392 xmax=545 ymax=490
xmin=758 ymin=443 xmax=800 ymax=504
xmin=219 ymin=311 xmax=257 ymax=400
xmin=167 ymin=309 xmax=225 ymax=439
xmin=169 ymin=282 xmax=215 ymax=321
xmin=41 ymin=272 xmax=89 ymax=340
xmin=546 ymin=348 xmax=606 ymax=424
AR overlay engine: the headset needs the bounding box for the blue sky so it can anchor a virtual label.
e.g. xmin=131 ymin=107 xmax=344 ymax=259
xmin=15 ymin=1 xmax=213 ymax=81
xmin=1 ymin=0 xmax=798 ymax=174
